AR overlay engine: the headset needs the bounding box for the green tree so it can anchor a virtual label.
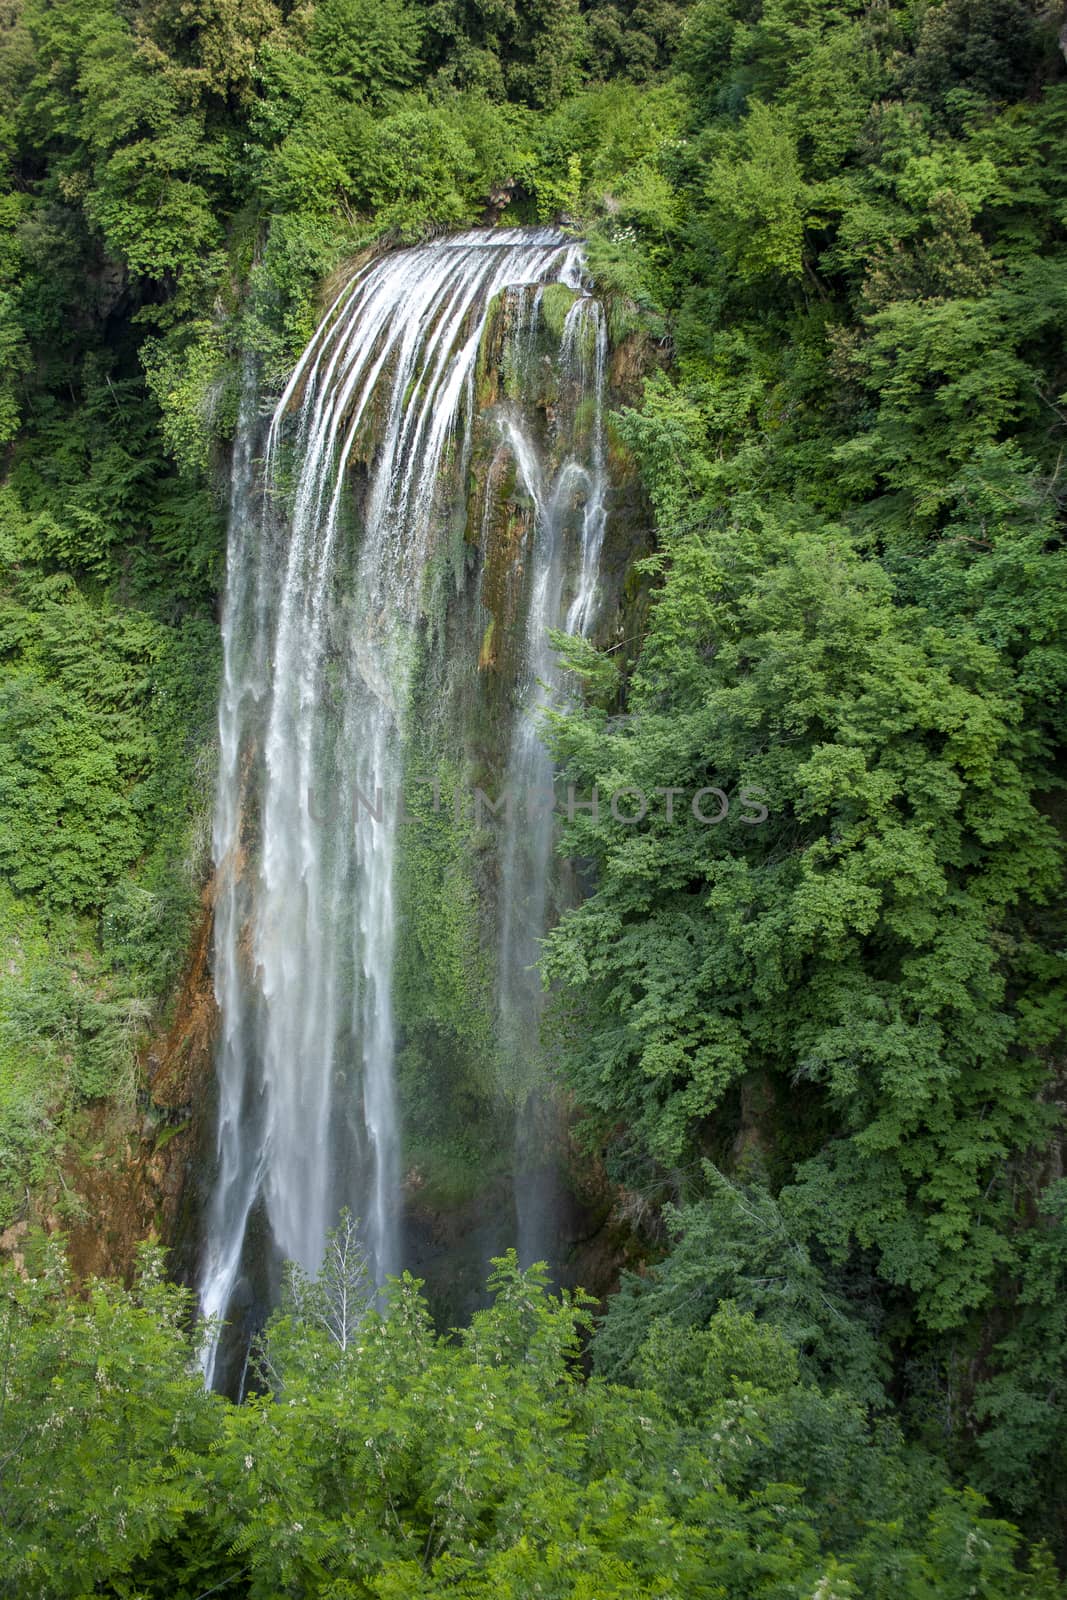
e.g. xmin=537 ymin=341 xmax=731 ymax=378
xmin=545 ymin=505 xmax=1062 ymax=1329
xmin=0 ymin=1241 xmax=226 ymax=1597
xmin=593 ymin=1165 xmax=886 ymax=1405
xmin=309 ymin=0 xmax=424 ymax=100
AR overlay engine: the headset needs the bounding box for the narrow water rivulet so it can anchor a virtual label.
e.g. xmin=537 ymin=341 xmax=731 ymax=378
xmin=198 ymin=229 xmax=611 ymax=1388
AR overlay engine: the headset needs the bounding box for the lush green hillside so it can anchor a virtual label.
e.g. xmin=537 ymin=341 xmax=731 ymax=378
xmin=543 ymin=0 xmax=1067 ymax=1550
xmin=1 ymin=0 xmax=1066 ymax=1588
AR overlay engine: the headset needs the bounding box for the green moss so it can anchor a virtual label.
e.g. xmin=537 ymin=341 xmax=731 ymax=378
xmin=152 ymin=1118 xmax=189 ymax=1153
xmin=406 ymin=1131 xmax=510 ymax=1214
xmin=473 ymin=289 xmax=506 ymax=415
xmin=605 ymin=416 xmax=635 ymax=472
xmin=393 ymin=755 xmax=497 ymax=1075
xmin=538 ymin=282 xmax=580 ymax=342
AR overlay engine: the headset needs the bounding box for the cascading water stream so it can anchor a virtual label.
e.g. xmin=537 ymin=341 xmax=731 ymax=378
xmin=494 ymin=292 xmax=609 ymax=1264
xmin=199 ymin=229 xmax=604 ymax=1387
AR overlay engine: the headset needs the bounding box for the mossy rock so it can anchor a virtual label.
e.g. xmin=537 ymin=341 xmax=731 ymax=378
xmin=538 ymin=282 xmax=580 ymax=343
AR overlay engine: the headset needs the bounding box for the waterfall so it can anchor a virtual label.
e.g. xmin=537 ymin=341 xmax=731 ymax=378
xmin=495 ymin=291 xmax=609 ymax=1264
xmin=199 ymin=229 xmax=606 ymax=1385
xmin=497 ymin=292 xmax=608 ymax=1055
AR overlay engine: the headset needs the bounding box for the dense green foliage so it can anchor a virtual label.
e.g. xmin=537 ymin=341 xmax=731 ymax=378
xmin=540 ymin=0 xmax=1067 ymax=1556
xmin=0 ymin=0 xmax=1066 ymax=1583
xmin=2 ymin=1238 xmax=1061 ymax=1597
